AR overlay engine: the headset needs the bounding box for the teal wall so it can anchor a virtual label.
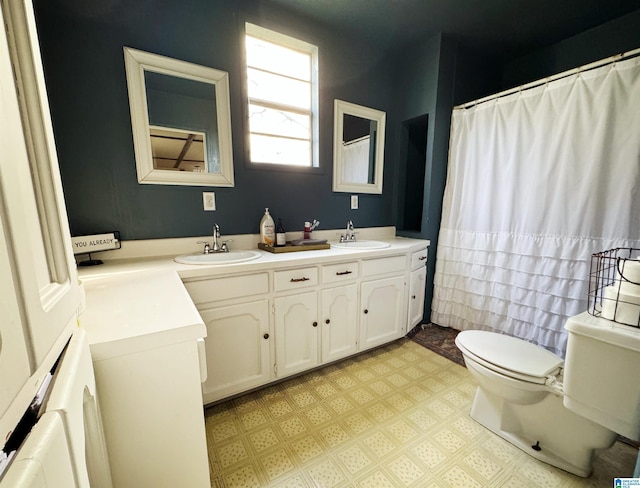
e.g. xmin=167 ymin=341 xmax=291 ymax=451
xmin=33 ymin=0 xmax=398 ymax=240
xmin=501 ymin=9 xmax=640 ymax=89
xmin=33 ymin=0 xmax=640 ymax=325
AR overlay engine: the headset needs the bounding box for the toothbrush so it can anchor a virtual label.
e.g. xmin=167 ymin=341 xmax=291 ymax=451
xmin=310 ymin=220 xmax=320 ymax=231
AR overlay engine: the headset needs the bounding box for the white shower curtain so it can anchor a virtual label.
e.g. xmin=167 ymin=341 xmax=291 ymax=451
xmin=432 ymin=54 xmax=640 ymax=356
xmin=342 ymin=136 xmax=370 ymax=184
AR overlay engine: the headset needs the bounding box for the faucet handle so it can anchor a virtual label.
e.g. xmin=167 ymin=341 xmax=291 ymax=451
xmin=220 ymin=239 xmax=233 ymax=252
xmin=197 ymin=241 xmax=211 ymax=254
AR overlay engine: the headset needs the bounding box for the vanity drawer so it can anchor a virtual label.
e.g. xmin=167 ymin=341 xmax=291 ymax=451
xmin=184 ymin=273 xmax=269 ymax=305
xmin=361 ymin=255 xmax=406 ymax=278
xmin=322 ymin=261 xmax=359 ymax=284
xmin=274 ymin=267 xmax=318 ymax=292
xmin=411 ymin=248 xmax=428 ymax=270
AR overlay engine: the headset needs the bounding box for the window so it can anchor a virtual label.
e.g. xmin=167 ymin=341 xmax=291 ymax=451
xmin=245 ymin=23 xmax=318 ymax=167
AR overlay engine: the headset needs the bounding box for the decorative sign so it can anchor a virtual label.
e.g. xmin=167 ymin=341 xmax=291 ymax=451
xmin=71 ymin=232 xmax=120 ymax=255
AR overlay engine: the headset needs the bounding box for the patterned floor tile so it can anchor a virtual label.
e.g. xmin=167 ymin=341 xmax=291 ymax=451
xmin=363 ymin=431 xmax=398 ymax=459
xmin=258 ymin=448 xmax=296 ymax=481
xmin=222 ymin=463 xmax=262 ymax=488
xmin=290 ymin=435 xmax=324 ymax=464
xmin=205 ymin=339 xmax=637 ymax=488
xmin=319 ymin=422 xmax=351 ymax=448
xmin=356 ymin=469 xmax=398 ymax=488
xmin=307 ymin=458 xmax=347 ymax=488
xmin=336 ymin=444 xmax=375 ymax=475
xmin=215 ymin=439 xmax=250 ymax=469
xmin=249 ymin=427 xmax=281 ymax=453
xmin=385 ymin=454 xmax=427 ymax=486
xmin=277 ymin=415 xmax=308 ymax=439
xmin=411 ymin=439 xmax=448 ymax=469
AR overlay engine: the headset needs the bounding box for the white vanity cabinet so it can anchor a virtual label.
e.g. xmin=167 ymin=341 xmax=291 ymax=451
xmin=180 ymin=240 xmax=428 ymax=404
xmin=273 ymin=266 xmax=320 ymax=378
xmin=407 ymin=247 xmax=428 ymax=331
xmin=274 ymin=290 xmax=320 ymax=377
xmin=359 ymin=256 xmax=407 ymax=351
xmin=321 ymin=284 xmax=359 ymax=363
xmin=320 ymin=261 xmax=359 ymax=363
xmin=183 ymin=272 xmax=272 ymax=404
xmin=199 ymin=300 xmax=271 ymax=403
xmin=274 ymin=262 xmax=362 ymax=378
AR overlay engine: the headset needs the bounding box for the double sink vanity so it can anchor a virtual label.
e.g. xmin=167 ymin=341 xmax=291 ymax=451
xmin=77 ymin=227 xmax=429 ymax=487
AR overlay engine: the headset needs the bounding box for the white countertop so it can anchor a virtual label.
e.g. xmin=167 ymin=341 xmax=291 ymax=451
xmin=78 ymin=231 xmax=429 ymax=361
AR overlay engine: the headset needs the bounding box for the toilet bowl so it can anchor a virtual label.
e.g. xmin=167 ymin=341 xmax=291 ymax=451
xmin=455 ymin=330 xmax=617 ymax=477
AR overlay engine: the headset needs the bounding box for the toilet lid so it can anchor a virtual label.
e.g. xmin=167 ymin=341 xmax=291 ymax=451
xmin=456 ymin=330 xmax=563 ymax=379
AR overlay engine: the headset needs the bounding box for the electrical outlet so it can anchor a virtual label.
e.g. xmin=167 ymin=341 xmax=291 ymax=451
xmin=203 ymin=192 xmax=216 ymax=211
xmin=350 ymin=194 xmax=358 ymax=210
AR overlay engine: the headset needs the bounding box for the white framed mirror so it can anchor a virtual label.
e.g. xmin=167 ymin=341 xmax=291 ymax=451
xmin=332 ymin=99 xmax=386 ymax=194
xmin=124 ymin=47 xmax=234 ymax=186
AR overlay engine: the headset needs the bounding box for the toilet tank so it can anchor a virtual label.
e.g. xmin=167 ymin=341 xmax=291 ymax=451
xmin=563 ymin=311 xmax=640 ymax=440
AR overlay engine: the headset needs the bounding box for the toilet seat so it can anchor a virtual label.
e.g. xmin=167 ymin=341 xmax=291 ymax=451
xmin=456 ymin=330 xmax=563 ymax=385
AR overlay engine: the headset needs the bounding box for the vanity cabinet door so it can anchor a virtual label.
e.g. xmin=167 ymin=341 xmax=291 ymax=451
xmin=407 ymin=266 xmax=427 ymax=332
xmin=321 ymin=284 xmax=358 ymax=363
xmin=199 ymin=300 xmax=271 ymax=404
xmin=274 ymin=291 xmax=319 ymax=378
xmin=359 ymin=275 xmax=406 ymax=351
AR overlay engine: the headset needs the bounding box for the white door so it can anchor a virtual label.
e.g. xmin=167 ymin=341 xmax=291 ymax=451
xmin=1 ymin=0 xmax=80 ymax=363
xmin=321 ymin=284 xmax=358 ymax=363
xmin=360 ymin=275 xmax=406 ymax=351
xmin=0 ymin=0 xmax=80 ymax=444
xmin=274 ymin=291 xmax=319 ymax=378
xmin=0 ymin=213 xmax=31 ymax=438
xmin=199 ymin=300 xmax=271 ymax=403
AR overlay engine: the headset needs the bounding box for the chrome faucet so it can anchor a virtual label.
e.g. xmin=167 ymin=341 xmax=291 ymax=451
xmin=212 ymin=224 xmax=221 ymax=252
xmin=340 ymin=220 xmax=358 ymax=242
xmin=198 ymin=223 xmax=232 ymax=253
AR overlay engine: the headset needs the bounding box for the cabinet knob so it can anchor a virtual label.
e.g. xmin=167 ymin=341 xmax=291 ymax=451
xmin=412 ymin=295 xmax=416 ymax=299
xmin=312 ymin=321 xmax=318 ymax=327
xmin=325 ymin=319 xmax=330 ymax=324
xmin=363 ymin=309 xmax=368 ymax=314
xmin=263 ymin=333 xmax=269 ymax=339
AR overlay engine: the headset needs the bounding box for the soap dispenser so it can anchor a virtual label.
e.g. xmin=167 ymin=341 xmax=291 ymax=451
xmin=260 ymin=208 xmax=275 ymax=246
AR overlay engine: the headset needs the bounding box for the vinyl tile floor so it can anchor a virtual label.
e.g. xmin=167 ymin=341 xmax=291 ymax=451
xmin=204 ymin=337 xmax=637 ymax=487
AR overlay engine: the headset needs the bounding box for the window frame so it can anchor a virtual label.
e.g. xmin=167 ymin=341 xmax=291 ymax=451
xmin=243 ymin=22 xmax=320 ymax=171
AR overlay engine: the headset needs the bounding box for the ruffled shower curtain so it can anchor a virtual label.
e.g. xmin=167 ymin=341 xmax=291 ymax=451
xmin=432 ymin=54 xmax=640 ymax=356
xmin=342 ymin=136 xmax=370 ymax=184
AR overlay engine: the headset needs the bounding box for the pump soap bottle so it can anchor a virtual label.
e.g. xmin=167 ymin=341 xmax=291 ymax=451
xmin=260 ymin=208 xmax=276 ymax=246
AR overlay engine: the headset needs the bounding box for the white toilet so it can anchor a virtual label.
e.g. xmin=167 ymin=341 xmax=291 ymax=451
xmin=455 ymin=313 xmax=640 ymax=477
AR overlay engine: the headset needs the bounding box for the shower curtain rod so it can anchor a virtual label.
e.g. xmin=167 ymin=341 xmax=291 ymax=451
xmin=343 ymin=135 xmax=370 ymax=146
xmin=456 ymin=47 xmax=640 ymax=110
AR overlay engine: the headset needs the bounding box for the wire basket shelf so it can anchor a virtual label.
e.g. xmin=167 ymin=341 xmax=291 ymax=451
xmin=588 ymin=247 xmax=640 ymax=327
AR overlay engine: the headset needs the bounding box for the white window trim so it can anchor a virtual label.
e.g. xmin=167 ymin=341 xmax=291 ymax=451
xmin=245 ymin=22 xmax=319 ymax=168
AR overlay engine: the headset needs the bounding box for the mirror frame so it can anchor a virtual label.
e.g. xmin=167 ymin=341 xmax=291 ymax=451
xmin=332 ymin=99 xmax=386 ymax=194
xmin=124 ymin=47 xmax=234 ymax=186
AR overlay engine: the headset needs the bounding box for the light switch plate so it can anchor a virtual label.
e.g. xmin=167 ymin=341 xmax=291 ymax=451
xmin=203 ymin=192 xmax=216 ymax=211
xmin=350 ymin=194 xmax=358 ymax=210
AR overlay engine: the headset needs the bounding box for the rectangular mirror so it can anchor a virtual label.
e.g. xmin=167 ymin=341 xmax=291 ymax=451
xmin=332 ymin=99 xmax=385 ymax=194
xmin=124 ymin=47 xmax=234 ymax=186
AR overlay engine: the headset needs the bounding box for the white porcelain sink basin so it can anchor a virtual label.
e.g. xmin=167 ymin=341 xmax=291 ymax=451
xmin=331 ymin=240 xmax=390 ymax=250
xmin=175 ymin=250 xmax=262 ymax=265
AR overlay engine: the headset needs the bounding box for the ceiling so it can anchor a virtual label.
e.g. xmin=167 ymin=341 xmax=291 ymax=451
xmin=263 ymin=0 xmax=640 ymax=58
